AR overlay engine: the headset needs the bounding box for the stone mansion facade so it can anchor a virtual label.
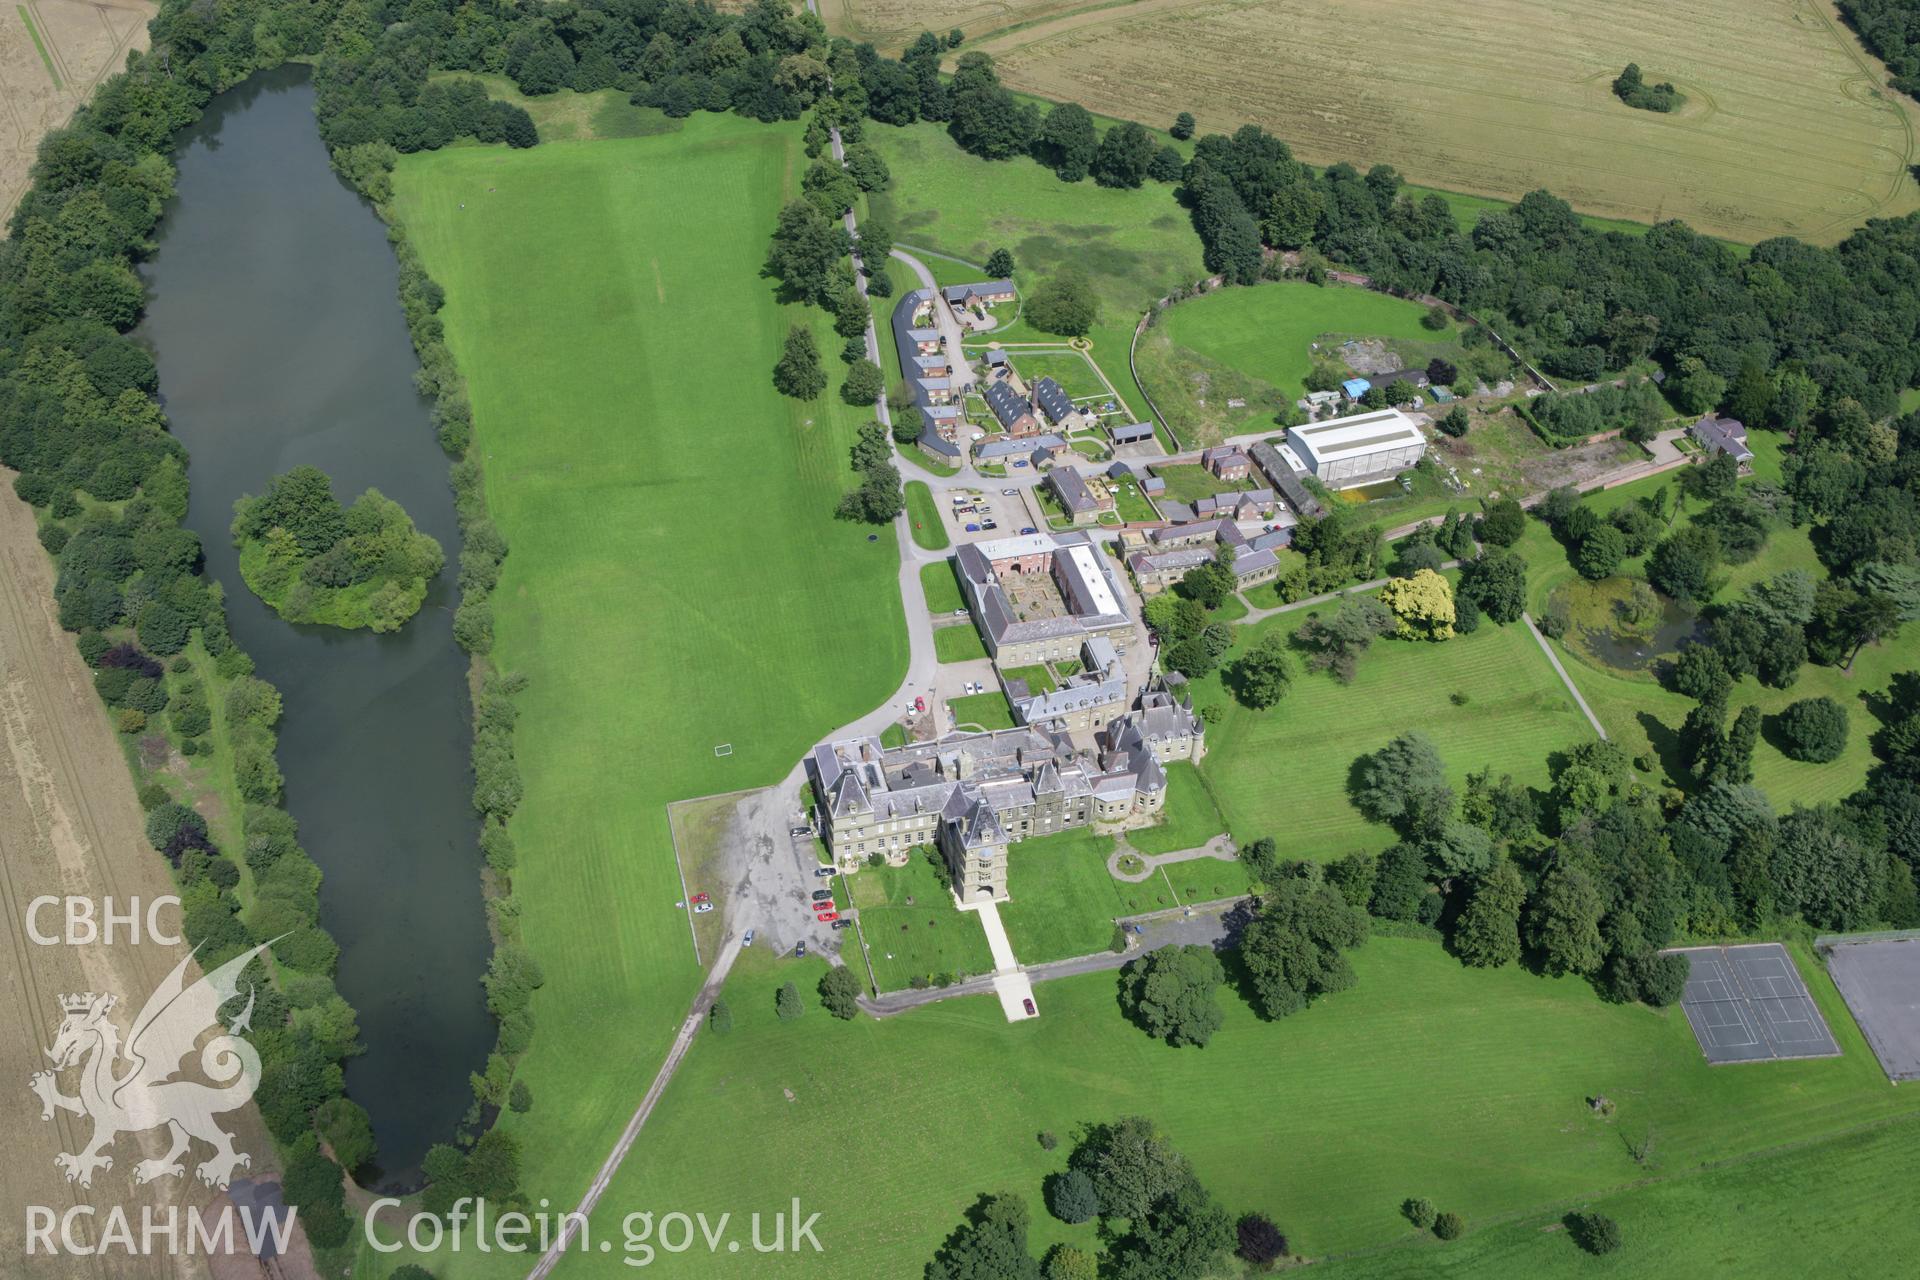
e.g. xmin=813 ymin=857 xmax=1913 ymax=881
xmin=808 ymin=685 xmax=1206 ymax=900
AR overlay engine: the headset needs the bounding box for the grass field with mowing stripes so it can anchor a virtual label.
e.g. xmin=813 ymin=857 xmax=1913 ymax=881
xmin=904 ymin=479 xmax=949 ymax=550
xmin=574 ymin=933 xmax=1920 ymax=1276
xmin=389 ymin=114 xmax=907 ymax=1271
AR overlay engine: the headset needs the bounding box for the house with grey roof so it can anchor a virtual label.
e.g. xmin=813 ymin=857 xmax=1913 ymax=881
xmin=808 ymin=677 xmax=1199 ymax=898
xmin=914 ymin=353 xmax=950 ymax=376
xmin=1141 ymin=475 xmax=1167 ymax=496
xmin=1005 ymin=636 xmax=1128 ymax=738
xmin=1128 ymin=546 xmax=1214 ymax=595
xmin=1033 ymin=376 xmax=1076 ymax=426
xmin=1248 ymin=528 xmax=1292 ymax=553
xmin=953 ymin=532 xmax=1132 ymax=666
xmin=1202 ymin=447 xmax=1252 ymax=480
xmin=1690 ymin=413 xmax=1754 ymax=465
xmin=1229 ymin=546 xmax=1281 ymax=587
xmin=893 ymin=288 xmax=973 ymax=460
xmin=985 ymin=380 xmax=1039 ymax=435
xmin=944 ymin=280 xmax=1017 ymax=307
xmin=1048 ymin=467 xmax=1110 ymax=524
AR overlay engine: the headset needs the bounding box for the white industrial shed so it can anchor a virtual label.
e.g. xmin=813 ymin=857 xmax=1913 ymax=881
xmin=1286 ymin=409 xmax=1427 ymax=488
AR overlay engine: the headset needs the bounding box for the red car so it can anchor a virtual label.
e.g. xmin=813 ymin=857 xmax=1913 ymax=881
xmin=809 ymin=899 xmax=834 ymax=913
xmin=816 ymin=911 xmax=840 ymax=923
xmin=1022 ymin=998 xmax=1037 ymax=1016
xmin=690 ymin=892 xmax=710 ymax=904
xmin=914 ymin=696 xmax=926 ymax=712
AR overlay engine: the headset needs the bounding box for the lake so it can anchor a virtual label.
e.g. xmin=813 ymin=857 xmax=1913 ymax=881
xmin=137 ymin=64 xmax=492 ymax=1183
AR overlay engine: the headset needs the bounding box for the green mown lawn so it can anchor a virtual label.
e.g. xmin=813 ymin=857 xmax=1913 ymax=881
xmin=1191 ymin=610 xmax=1593 ymax=861
xmin=904 ymin=479 xmax=949 ymax=550
xmin=1125 ymin=760 xmax=1229 ymax=856
xmin=919 ymin=557 xmax=964 ymax=613
xmin=1326 ymin=1114 xmax=1920 ymax=1278
xmin=848 ymin=850 xmax=994 ymax=991
xmin=581 ymin=935 xmax=1919 ymax=1276
xmin=999 ymin=662 xmax=1055 ymax=694
xmin=1007 ymin=348 xmax=1114 ymax=403
xmin=390 ymin=113 xmax=908 ymax=1264
xmin=999 ymin=827 xmax=1127 ymax=964
xmin=934 ymin=623 xmax=988 ymax=664
xmin=949 ymin=689 xmax=1015 ymax=729
xmin=1151 ymin=462 xmax=1251 ymax=503
xmin=863 ymin=120 xmax=1204 ymax=429
xmin=1161 ymin=280 xmax=1452 ymax=402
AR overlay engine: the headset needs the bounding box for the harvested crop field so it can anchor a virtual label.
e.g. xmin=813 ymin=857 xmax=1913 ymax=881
xmin=0 ymin=1 xmax=152 ymax=225
xmin=0 ymin=481 xmax=278 ymax=1275
xmin=835 ymin=0 xmax=1920 ymax=244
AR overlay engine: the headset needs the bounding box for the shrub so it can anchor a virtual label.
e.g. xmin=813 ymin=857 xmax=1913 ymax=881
xmin=1038 ymin=1130 xmax=1058 ymax=1151
xmin=137 ymin=781 xmax=170 ymax=811
xmin=1048 ymin=1168 xmax=1099 ymax=1224
xmin=1402 ymin=1197 xmax=1436 ymax=1230
xmin=117 ymin=708 xmax=147 ymax=733
xmin=1433 ymin=1211 xmax=1465 ymax=1240
xmin=1236 ymin=1212 xmax=1288 ymax=1268
xmin=75 ymin=631 xmax=110 ymax=666
xmin=1776 ymin=696 xmax=1849 ymax=763
xmin=38 ymin=523 xmax=70 ymax=554
xmin=775 ymin=981 xmax=803 ymax=1021
xmin=1571 ymin=1210 xmax=1622 ymax=1254
xmin=508 ymin=1080 xmax=533 ymax=1113
xmin=818 ymin=966 xmax=862 ymax=1019
xmin=707 ymin=999 xmax=733 ymax=1034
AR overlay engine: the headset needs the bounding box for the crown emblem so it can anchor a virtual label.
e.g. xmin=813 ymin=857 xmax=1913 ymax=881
xmin=59 ymin=992 xmax=110 ymax=1014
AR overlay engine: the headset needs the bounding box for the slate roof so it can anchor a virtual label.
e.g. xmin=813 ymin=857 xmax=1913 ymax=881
xmin=1248 ymin=441 xmax=1325 ymax=518
xmin=1108 ymin=421 xmax=1156 ymax=443
xmin=1050 ymin=467 xmax=1101 ymax=514
xmin=985 ymin=379 xmax=1032 ymax=429
xmin=1033 ymin=376 xmax=1075 ymax=424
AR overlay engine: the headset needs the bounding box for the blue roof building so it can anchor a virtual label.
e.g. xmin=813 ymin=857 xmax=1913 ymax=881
xmin=1341 ymin=378 xmax=1371 ymax=401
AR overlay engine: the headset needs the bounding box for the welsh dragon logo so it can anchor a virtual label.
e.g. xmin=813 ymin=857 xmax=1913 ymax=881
xmin=29 ymin=942 xmax=272 ymax=1191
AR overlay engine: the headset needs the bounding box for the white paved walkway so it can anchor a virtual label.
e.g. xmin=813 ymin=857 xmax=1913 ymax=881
xmin=957 ymin=897 xmax=1037 ymax=1020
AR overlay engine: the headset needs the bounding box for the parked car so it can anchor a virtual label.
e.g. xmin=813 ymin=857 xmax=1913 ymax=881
xmin=1012 ymin=460 xmax=1028 ymax=468
xmin=789 ymin=825 xmax=811 ymax=837
xmin=1022 ymin=998 xmax=1037 ymax=1016
xmin=693 ymin=902 xmax=714 ymax=914
xmin=1001 ymin=488 xmax=1017 ymax=496
xmin=831 ymin=919 xmax=852 ymax=931
xmin=795 ymin=941 xmax=807 ymax=957
xmin=743 ymin=930 xmax=755 ymax=947
xmin=914 ymin=696 xmax=926 ymax=712
xmin=690 ymin=892 xmax=710 ymax=904
xmin=1019 ymin=526 xmax=1037 ymax=535
xmin=816 ymin=911 xmax=839 ymax=923
xmin=965 ymin=523 xmax=980 ymax=532
xmin=814 ymin=866 xmax=836 ymax=878
xmin=954 ymin=608 xmax=968 ymax=617
xmin=811 ymin=889 xmax=834 ymax=901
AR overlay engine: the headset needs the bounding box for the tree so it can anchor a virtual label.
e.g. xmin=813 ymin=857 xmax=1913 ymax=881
xmin=1229 ymin=631 xmax=1294 ymax=708
xmin=1574 ymin=524 xmax=1627 ymax=580
xmin=1149 ymin=145 xmax=1185 ymax=183
xmin=1025 ymin=269 xmax=1098 ymax=337
xmin=819 ymin=965 xmax=862 ymax=1018
xmin=947 ymin=56 xmax=1038 ymax=160
xmin=1432 ymin=1211 xmax=1465 ymax=1241
xmin=708 ymin=998 xmax=733 ymax=1034
xmin=766 ymin=200 xmax=850 ymax=306
xmin=508 ymin=1079 xmax=533 ymax=1113
xmin=1236 ymin=1213 xmax=1288 ymax=1269
xmin=1069 ymin=1116 xmax=1193 ymax=1221
xmin=776 ymin=981 xmax=804 ymax=1020
xmin=926 ymin=1191 xmax=1041 ymax=1280
xmin=834 ymin=287 xmax=870 ymax=339
xmin=1296 ymin=595 xmax=1394 ymax=681
xmin=1107 ymin=1176 xmax=1234 ymax=1280
xmin=1238 ymin=877 xmax=1367 ymax=1018
xmin=773 ymin=325 xmax=826 ymax=400
xmin=1528 ymin=862 xmax=1606 ymax=976
xmin=1452 ymin=850 xmax=1524 ymax=956
xmin=1437 ymin=406 xmax=1470 ymax=438
xmin=1458 ymin=549 xmax=1527 ymax=623
xmin=1777 ymin=697 xmax=1849 ymax=763
xmin=314 ymin=1096 xmax=375 ymax=1172
xmin=1355 ymin=732 xmax=1453 ymax=835
xmin=1118 ymin=944 xmax=1225 ymax=1047
xmin=1092 ymin=121 xmax=1156 ymax=188
xmin=860 ymin=219 xmax=896 ymax=269
xmin=1043 ymin=1245 xmax=1097 ymax=1280
xmin=1571 ymin=1211 xmax=1622 ymax=1255
xmin=841 ymin=358 xmax=883 ymax=406
xmin=843 ymin=143 xmax=890 ymax=192
xmin=1171 ymin=111 xmax=1196 ymax=140
xmin=1036 ymin=102 xmax=1097 ymax=181
xmin=1402 ymin=1197 xmax=1436 ymax=1230
xmin=1048 ymin=1168 xmax=1100 ymax=1224
xmin=1647 ymin=526 xmax=1718 ymax=603
xmin=1379 ymin=569 xmax=1456 ymax=640
xmin=985 ymin=247 xmax=1015 ymax=278
xmin=1478 ymin=498 xmax=1525 ymax=547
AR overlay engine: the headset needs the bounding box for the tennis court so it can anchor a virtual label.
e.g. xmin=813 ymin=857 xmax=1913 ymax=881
xmin=1670 ymin=944 xmax=1840 ymax=1065
xmin=1821 ymin=934 xmax=1920 ymax=1082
